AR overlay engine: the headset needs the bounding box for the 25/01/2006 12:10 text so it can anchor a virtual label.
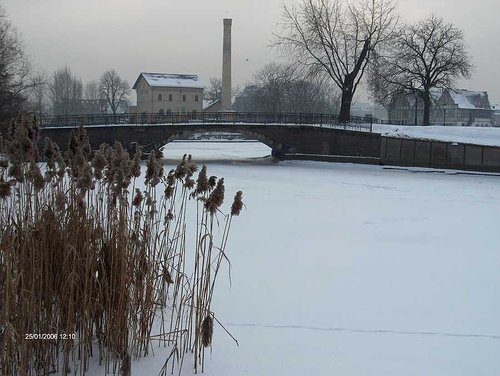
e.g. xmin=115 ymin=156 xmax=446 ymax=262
xmin=25 ymin=333 xmax=76 ymax=340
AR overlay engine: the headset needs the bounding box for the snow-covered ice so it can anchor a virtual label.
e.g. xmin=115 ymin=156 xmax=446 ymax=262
xmin=374 ymin=123 xmax=500 ymax=147
xmin=89 ymin=141 xmax=500 ymax=375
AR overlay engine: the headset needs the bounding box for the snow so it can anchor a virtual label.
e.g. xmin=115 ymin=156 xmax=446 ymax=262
xmin=448 ymin=89 xmax=488 ymax=110
xmin=83 ymin=141 xmax=500 ymax=376
xmin=373 ymin=123 xmax=500 ymax=147
xmin=135 ymin=72 xmax=204 ymax=89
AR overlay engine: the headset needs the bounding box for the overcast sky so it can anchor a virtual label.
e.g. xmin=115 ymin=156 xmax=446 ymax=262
xmin=3 ymin=0 xmax=500 ymax=104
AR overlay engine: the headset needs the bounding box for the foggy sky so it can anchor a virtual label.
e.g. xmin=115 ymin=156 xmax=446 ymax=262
xmin=3 ymin=0 xmax=500 ymax=104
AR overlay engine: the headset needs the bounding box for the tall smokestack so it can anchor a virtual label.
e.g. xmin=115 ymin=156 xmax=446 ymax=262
xmin=221 ymin=18 xmax=233 ymax=111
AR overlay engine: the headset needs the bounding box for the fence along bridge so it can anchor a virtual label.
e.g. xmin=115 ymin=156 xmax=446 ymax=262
xmin=39 ymin=112 xmax=381 ymax=162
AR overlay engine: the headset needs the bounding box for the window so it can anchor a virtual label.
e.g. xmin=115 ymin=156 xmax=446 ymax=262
xmin=182 ymin=94 xmax=186 ymax=102
xmin=169 ymin=94 xmax=172 ymax=101
xmin=158 ymin=94 xmax=162 ymax=101
xmin=195 ymin=95 xmax=199 ymax=102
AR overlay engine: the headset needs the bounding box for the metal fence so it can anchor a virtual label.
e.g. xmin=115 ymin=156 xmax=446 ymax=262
xmin=38 ymin=112 xmax=373 ymax=132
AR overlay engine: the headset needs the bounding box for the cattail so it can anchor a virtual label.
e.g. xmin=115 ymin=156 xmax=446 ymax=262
xmin=56 ymin=154 xmax=66 ymax=179
xmin=208 ymin=176 xmax=217 ymax=190
xmin=145 ymin=150 xmax=163 ymax=187
xmin=130 ymin=143 xmax=142 ymax=178
xmin=132 ymin=189 xmax=143 ymax=207
xmin=184 ymin=177 xmax=195 ymax=189
xmin=166 ymin=170 xmax=175 ymax=186
xmin=43 ymin=138 xmax=60 ymax=172
xmin=78 ymin=163 xmax=95 ymax=191
xmin=231 ymin=191 xmax=244 ymax=216
xmin=8 ymin=163 xmax=23 ymax=182
xmin=205 ymin=178 xmax=224 ymax=215
xmin=0 ymin=177 xmax=12 ymax=199
xmin=174 ymin=155 xmax=189 ymax=179
xmin=92 ymin=146 xmax=107 ymax=180
xmin=201 ymin=316 xmax=214 ymax=347
xmin=193 ymin=165 xmax=209 ymax=197
xmin=164 ymin=185 xmax=174 ymax=199
xmin=32 ymin=166 xmax=45 ymax=192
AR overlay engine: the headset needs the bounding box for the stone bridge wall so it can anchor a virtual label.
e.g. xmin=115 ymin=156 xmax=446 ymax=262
xmin=380 ymin=137 xmax=500 ymax=172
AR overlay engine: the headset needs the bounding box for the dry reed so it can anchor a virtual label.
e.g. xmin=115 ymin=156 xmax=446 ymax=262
xmin=0 ymin=114 xmax=244 ymax=375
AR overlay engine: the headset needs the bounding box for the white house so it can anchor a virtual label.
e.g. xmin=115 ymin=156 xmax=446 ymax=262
xmin=132 ymin=73 xmax=204 ymax=114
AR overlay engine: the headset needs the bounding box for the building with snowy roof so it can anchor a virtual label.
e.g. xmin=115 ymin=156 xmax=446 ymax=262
xmin=132 ymin=73 xmax=204 ymax=114
xmin=388 ymin=88 xmax=493 ymax=126
xmin=437 ymin=89 xmax=492 ymax=127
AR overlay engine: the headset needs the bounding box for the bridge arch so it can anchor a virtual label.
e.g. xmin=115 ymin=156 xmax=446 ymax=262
xmin=143 ymin=128 xmax=293 ymax=157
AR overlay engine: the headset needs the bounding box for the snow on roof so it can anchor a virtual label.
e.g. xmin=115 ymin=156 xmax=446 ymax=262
xmin=133 ymin=73 xmax=204 ymax=89
xmin=203 ymin=99 xmax=220 ymax=110
xmin=448 ymin=89 xmax=490 ymax=110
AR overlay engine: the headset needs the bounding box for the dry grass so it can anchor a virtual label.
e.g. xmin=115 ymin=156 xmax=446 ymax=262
xmin=0 ymin=114 xmax=244 ymax=375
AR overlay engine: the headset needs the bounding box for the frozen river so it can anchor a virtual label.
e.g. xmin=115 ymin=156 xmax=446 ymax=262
xmin=96 ymin=141 xmax=500 ymax=375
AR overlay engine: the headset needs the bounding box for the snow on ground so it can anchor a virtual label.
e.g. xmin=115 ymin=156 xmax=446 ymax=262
xmin=89 ymin=142 xmax=500 ymax=375
xmin=374 ymin=123 xmax=500 ymax=147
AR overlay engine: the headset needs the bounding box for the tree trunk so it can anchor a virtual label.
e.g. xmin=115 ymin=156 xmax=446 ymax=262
xmin=422 ymin=89 xmax=431 ymax=126
xmin=339 ymin=82 xmax=354 ymax=123
xmin=339 ymin=38 xmax=370 ymax=123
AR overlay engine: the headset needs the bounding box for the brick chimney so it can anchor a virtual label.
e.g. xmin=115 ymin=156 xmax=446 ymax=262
xmin=221 ymin=18 xmax=233 ymax=111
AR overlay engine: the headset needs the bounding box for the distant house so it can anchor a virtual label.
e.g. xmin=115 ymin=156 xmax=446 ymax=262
xmin=437 ymin=89 xmax=492 ymax=127
xmin=132 ymin=73 xmax=203 ymax=114
xmin=388 ymin=88 xmax=493 ymax=126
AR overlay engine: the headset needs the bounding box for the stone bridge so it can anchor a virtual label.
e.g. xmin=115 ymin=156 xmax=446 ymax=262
xmin=38 ymin=112 xmax=381 ymax=162
xmin=37 ymin=113 xmax=500 ymax=172
xmin=39 ymin=123 xmax=381 ymax=162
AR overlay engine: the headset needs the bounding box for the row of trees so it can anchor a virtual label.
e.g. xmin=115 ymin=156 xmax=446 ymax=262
xmin=273 ymin=0 xmax=472 ymax=125
xmin=233 ymin=63 xmax=340 ymax=113
xmin=29 ymin=67 xmax=130 ymax=116
xmin=206 ymin=65 xmax=340 ymax=114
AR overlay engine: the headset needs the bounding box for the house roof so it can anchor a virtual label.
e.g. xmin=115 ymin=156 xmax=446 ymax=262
xmin=133 ymin=73 xmax=204 ymax=90
xmin=447 ymin=89 xmax=490 ymax=110
xmin=203 ymin=99 xmax=220 ymax=111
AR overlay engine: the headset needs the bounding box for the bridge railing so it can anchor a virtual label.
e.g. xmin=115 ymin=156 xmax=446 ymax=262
xmin=38 ymin=112 xmax=373 ymax=131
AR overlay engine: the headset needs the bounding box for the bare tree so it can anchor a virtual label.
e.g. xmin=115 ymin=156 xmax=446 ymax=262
xmin=27 ymin=71 xmax=49 ymax=116
xmin=84 ymin=80 xmax=100 ymax=101
xmin=252 ymin=63 xmax=296 ymax=112
xmin=99 ymin=69 xmax=129 ymax=115
xmin=82 ymin=80 xmax=102 ymax=114
xmin=205 ymin=77 xmax=222 ymax=102
xmin=0 ymin=5 xmax=31 ymax=124
xmin=234 ymin=63 xmax=339 ymax=113
xmin=369 ymin=15 xmax=472 ymax=125
xmin=273 ymin=0 xmax=398 ymax=122
xmin=49 ymin=66 xmax=83 ymax=115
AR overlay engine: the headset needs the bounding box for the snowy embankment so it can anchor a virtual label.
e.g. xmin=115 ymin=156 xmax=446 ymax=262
xmin=83 ymin=142 xmax=500 ymax=376
xmin=374 ymin=124 xmax=500 ymax=147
